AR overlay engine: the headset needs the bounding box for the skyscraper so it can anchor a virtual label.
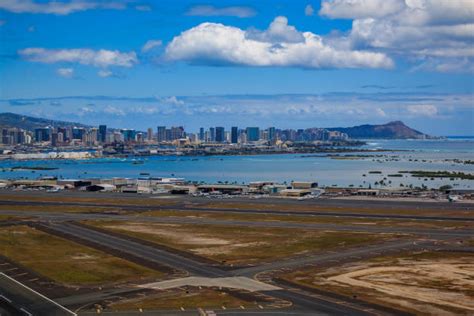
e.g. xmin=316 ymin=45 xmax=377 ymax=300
xmin=209 ymin=127 xmax=216 ymax=142
xmin=231 ymin=126 xmax=238 ymax=144
xmin=170 ymin=126 xmax=184 ymax=140
xmin=268 ymin=127 xmax=276 ymax=143
xmin=99 ymin=125 xmax=107 ymax=143
xmin=147 ymin=128 xmax=153 ymax=142
xmin=157 ymin=126 xmax=166 ymax=142
xmin=199 ymin=127 xmax=204 ymax=141
xmin=215 ymin=127 xmax=225 ymax=142
xmin=246 ymin=127 xmax=260 ymax=142
xmin=34 ymin=127 xmax=51 ymax=142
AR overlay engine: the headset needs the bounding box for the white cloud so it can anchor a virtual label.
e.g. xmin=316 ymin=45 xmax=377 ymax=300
xmin=246 ymin=16 xmax=305 ymax=43
xmin=407 ymin=104 xmax=438 ymax=117
xmin=305 ymin=4 xmax=314 ymax=16
xmin=320 ymin=0 xmax=405 ymax=19
xmin=56 ymin=67 xmax=74 ymax=78
xmin=98 ymin=69 xmax=113 ymax=77
xmin=162 ymin=96 xmax=184 ymax=105
xmin=103 ymin=105 xmax=125 ymax=116
xmin=186 ymin=5 xmax=256 ymax=18
xmin=19 ymin=48 xmax=138 ymax=68
xmin=165 ymin=16 xmax=393 ymax=69
xmin=320 ymin=0 xmax=474 ymax=73
xmin=0 ymin=0 xmax=125 ymax=15
xmin=412 ymin=57 xmax=474 ymax=73
xmin=375 ymin=107 xmax=387 ymax=117
xmin=142 ymin=39 xmax=162 ymax=52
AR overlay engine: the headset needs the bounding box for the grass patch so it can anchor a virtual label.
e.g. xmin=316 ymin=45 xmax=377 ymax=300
xmin=141 ymin=209 xmax=471 ymax=229
xmin=0 ymin=225 xmax=162 ymax=285
xmin=85 ymin=221 xmax=395 ymax=265
xmin=0 ymin=204 xmax=119 ymax=213
xmin=109 ymin=288 xmax=255 ymax=311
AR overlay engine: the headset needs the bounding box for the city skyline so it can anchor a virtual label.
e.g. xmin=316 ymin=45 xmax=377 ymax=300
xmin=1 ymin=0 xmax=473 ymax=135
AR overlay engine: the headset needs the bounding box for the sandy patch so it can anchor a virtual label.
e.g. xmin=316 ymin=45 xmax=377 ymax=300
xmin=105 ymin=223 xmax=230 ymax=246
xmin=71 ymin=253 xmax=97 ymax=260
xmin=328 ymin=261 xmax=474 ymax=312
xmin=192 ymin=241 xmax=269 ymax=255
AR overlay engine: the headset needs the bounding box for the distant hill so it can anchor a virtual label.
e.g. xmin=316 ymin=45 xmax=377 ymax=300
xmin=0 ymin=112 xmax=91 ymax=131
xmin=328 ymin=121 xmax=429 ymax=139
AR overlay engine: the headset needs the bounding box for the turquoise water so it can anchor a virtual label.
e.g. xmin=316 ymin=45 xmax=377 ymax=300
xmin=1 ymin=139 xmax=473 ymax=189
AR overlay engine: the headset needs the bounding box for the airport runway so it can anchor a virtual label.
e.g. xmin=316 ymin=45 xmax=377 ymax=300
xmin=41 ymin=222 xmax=227 ymax=278
xmin=0 ymin=273 xmax=75 ymax=316
xmin=40 ymin=221 xmax=410 ymax=315
xmin=0 ymin=209 xmax=472 ymax=238
xmin=0 ymin=198 xmax=472 ymax=222
xmin=233 ymin=239 xmax=434 ymax=277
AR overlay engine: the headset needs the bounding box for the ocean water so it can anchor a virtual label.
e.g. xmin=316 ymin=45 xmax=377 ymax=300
xmin=1 ymin=139 xmax=473 ymax=189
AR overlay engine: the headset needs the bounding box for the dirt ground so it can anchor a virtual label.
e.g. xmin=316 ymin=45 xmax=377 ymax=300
xmin=283 ymin=251 xmax=474 ymax=315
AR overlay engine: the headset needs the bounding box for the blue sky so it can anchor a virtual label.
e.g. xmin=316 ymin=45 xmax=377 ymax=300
xmin=0 ymin=0 xmax=473 ymax=135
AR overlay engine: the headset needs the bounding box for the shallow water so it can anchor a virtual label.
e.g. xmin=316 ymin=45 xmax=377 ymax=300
xmin=1 ymin=139 xmax=473 ymax=189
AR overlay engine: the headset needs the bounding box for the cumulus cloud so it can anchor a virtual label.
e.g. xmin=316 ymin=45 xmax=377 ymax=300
xmin=407 ymin=104 xmax=438 ymax=117
xmin=305 ymin=4 xmax=314 ymax=16
xmin=0 ymin=0 xmax=125 ymax=15
xmin=56 ymin=67 xmax=74 ymax=78
xmin=142 ymin=39 xmax=162 ymax=53
xmin=19 ymin=48 xmax=138 ymax=68
xmin=319 ymin=0 xmax=474 ymax=72
xmin=320 ymin=0 xmax=404 ymax=19
xmin=246 ymin=16 xmax=305 ymax=43
xmin=165 ymin=16 xmax=393 ymax=69
xmin=186 ymin=5 xmax=256 ymax=18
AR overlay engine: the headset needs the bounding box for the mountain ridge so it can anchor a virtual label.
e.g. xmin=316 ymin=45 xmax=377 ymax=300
xmin=328 ymin=121 xmax=430 ymax=139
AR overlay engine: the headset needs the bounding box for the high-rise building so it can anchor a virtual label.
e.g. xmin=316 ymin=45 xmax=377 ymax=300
xmin=99 ymin=125 xmax=107 ymax=143
xmin=209 ymin=127 xmax=216 ymax=142
xmin=199 ymin=127 xmax=205 ymax=141
xmin=268 ymin=127 xmax=276 ymax=143
xmin=170 ymin=126 xmax=184 ymax=140
xmin=246 ymin=127 xmax=260 ymax=142
xmin=51 ymin=133 xmax=58 ymax=146
xmin=157 ymin=126 xmax=166 ymax=142
xmin=147 ymin=128 xmax=153 ymax=142
xmin=215 ymin=127 xmax=225 ymax=142
xmin=121 ymin=129 xmax=136 ymax=143
xmin=34 ymin=127 xmax=51 ymax=142
xmin=72 ymin=127 xmax=85 ymax=140
xmin=231 ymin=126 xmax=238 ymax=144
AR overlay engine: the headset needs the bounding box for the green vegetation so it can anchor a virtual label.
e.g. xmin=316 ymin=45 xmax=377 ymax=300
xmin=399 ymin=170 xmax=474 ymax=180
xmin=0 ymin=225 xmax=162 ymax=285
xmin=85 ymin=221 xmax=394 ymax=265
xmin=109 ymin=288 xmax=256 ymax=311
xmin=10 ymin=166 xmax=58 ymax=171
xmin=368 ymin=171 xmax=382 ymax=174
